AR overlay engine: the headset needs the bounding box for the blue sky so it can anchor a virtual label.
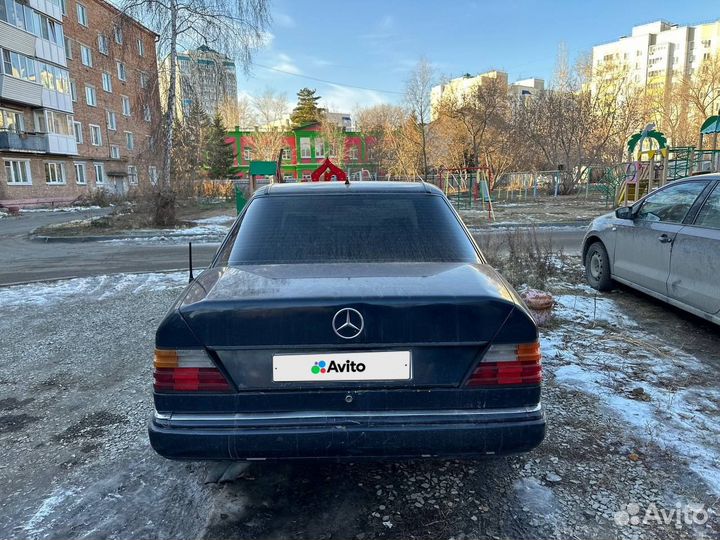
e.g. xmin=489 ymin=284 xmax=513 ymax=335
xmin=242 ymin=0 xmax=718 ymax=112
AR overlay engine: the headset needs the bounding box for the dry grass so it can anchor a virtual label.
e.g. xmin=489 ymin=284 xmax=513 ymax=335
xmin=475 ymin=228 xmax=566 ymax=290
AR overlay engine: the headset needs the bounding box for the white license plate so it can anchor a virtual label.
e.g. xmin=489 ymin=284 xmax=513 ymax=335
xmin=273 ymin=351 xmax=411 ymax=382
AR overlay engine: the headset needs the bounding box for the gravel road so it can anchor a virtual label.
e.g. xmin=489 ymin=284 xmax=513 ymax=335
xmin=0 ymin=269 xmax=717 ymax=539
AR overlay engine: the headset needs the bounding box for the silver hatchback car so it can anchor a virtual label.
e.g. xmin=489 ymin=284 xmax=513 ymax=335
xmin=582 ymin=174 xmax=720 ymax=325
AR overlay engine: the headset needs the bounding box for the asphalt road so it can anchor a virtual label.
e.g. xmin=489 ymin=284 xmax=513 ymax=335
xmin=0 ymin=210 xmax=586 ymax=286
xmin=0 ymin=210 xmax=220 ymax=285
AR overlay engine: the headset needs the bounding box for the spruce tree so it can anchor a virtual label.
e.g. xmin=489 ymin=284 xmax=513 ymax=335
xmin=290 ymin=88 xmax=321 ymax=127
xmin=205 ymin=113 xmax=236 ymax=179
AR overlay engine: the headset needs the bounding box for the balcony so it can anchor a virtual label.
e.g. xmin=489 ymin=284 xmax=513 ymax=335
xmin=0 ymin=130 xmax=50 ymax=153
xmin=0 ymin=75 xmax=43 ymax=107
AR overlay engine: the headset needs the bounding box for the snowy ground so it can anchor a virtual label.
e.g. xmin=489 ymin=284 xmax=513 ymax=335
xmin=0 ymin=267 xmax=718 ymax=539
xmin=100 ymin=215 xmax=235 ymax=244
xmin=19 ymin=206 xmax=105 ymax=214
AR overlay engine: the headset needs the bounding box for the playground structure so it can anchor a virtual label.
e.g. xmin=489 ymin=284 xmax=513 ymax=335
xmin=494 ymin=170 xmax=567 ymax=200
xmin=309 ymin=158 xmax=348 ymax=182
xmin=613 ymin=116 xmax=720 ymax=206
xmin=431 ymin=167 xmax=495 ymax=220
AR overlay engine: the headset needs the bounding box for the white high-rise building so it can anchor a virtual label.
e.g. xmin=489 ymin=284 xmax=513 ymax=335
xmin=162 ymin=45 xmax=238 ymax=119
xmin=592 ymin=20 xmax=720 ymax=91
xmin=430 ymin=71 xmax=544 ymax=120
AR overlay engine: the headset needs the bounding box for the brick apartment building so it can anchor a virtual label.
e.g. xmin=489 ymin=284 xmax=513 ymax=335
xmin=0 ymin=0 xmax=161 ymax=204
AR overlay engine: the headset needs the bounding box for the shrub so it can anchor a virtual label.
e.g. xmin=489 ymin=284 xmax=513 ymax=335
xmin=474 ymin=227 xmax=565 ymax=290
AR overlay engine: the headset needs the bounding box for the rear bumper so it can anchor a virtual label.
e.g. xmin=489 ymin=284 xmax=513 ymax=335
xmin=149 ymin=405 xmax=546 ymax=460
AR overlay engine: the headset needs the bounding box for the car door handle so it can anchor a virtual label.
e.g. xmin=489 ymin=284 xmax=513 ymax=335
xmin=658 ymin=234 xmax=673 ymax=244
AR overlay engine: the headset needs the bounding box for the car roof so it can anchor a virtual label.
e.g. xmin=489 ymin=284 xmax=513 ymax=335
xmin=674 ymin=173 xmax=720 ymax=183
xmin=255 ymin=181 xmax=442 ymax=197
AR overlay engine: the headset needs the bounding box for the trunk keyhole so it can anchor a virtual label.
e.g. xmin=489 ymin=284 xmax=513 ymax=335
xmin=345 ymin=395 xmax=353 ymax=403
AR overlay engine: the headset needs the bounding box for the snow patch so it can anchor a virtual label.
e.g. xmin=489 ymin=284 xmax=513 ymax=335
xmin=193 ymin=215 xmax=235 ymax=225
xmin=23 ymin=488 xmax=77 ymax=538
xmin=554 ymin=293 xmax=638 ymax=327
xmin=0 ymin=272 xmax=187 ymax=310
xmin=513 ymin=477 xmax=557 ymax=515
xmin=544 ymin=285 xmax=720 ymax=495
xmin=20 ymin=206 xmax=103 ymax=213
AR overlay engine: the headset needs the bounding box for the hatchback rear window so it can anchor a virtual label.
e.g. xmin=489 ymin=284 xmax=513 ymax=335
xmin=227 ymin=194 xmax=479 ymax=264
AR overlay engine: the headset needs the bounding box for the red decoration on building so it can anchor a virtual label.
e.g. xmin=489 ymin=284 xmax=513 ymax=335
xmin=310 ymin=158 xmax=348 ymax=182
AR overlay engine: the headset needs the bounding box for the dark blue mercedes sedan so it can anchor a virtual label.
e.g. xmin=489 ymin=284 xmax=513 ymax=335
xmin=149 ymin=182 xmax=545 ymax=460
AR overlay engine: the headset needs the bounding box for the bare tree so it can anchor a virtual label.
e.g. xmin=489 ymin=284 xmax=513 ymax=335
xmin=218 ymin=94 xmax=255 ymax=129
xmin=318 ymin=114 xmax=348 ymax=169
xmin=405 ymin=58 xmax=434 ymax=178
xmin=436 ymin=74 xmax=509 ymax=169
xmin=356 ymin=104 xmax=422 ymax=178
xmin=683 ymin=51 xmax=720 ymax=144
xmin=247 ymin=89 xmax=289 ymax=161
xmin=121 ymin=0 xmax=270 ymax=223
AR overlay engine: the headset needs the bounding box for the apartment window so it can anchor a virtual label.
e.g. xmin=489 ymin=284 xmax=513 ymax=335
xmin=64 ymin=38 xmax=72 ymax=59
xmin=282 ymin=147 xmax=291 ymax=160
xmin=300 ymin=137 xmax=311 ymax=159
xmin=349 ymin=146 xmax=359 ymax=160
xmin=137 ymin=38 xmax=144 ymax=57
xmin=110 ymin=145 xmax=120 ymax=159
xmin=101 ymin=71 xmax=112 ymax=93
xmin=85 ymin=85 xmax=96 ymax=106
xmin=89 ymin=124 xmax=102 ymax=146
xmin=70 ymin=80 xmax=77 ymax=102
xmin=98 ymin=34 xmax=109 ymax=55
xmin=143 ymin=105 xmax=151 ymax=122
xmin=72 ymin=120 xmax=82 ymax=143
xmin=121 ymin=95 xmax=131 ymax=116
xmin=106 ymin=110 xmax=117 ymax=131
xmin=94 ymin=162 xmax=105 ymax=185
xmin=128 ymin=165 xmax=138 ymax=185
xmin=125 ymin=131 xmax=134 ymax=150
xmin=139 ymin=72 xmax=148 ymax=89
xmin=37 ymin=62 xmax=70 ymax=94
xmin=74 ymin=162 xmax=86 ymax=185
xmin=76 ymin=3 xmax=87 ymax=26
xmin=243 ymin=147 xmax=252 ymax=161
xmin=80 ymin=44 xmax=92 ymax=67
xmin=1 ymin=49 xmax=37 ymax=83
xmin=0 ymin=108 xmax=25 ymax=131
xmin=148 ymin=165 xmax=158 ymax=185
xmin=315 ymin=138 xmax=325 ymax=158
xmin=116 ymin=61 xmax=126 ymax=81
xmin=41 ymin=110 xmax=72 ymax=136
xmin=4 ymin=159 xmax=32 ymax=184
xmin=114 ymin=25 xmax=123 ymax=44
xmin=44 ymin=162 xmax=66 ymax=184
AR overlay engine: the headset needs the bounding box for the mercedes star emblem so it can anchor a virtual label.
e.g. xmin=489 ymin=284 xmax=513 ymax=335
xmin=332 ymin=308 xmax=364 ymax=339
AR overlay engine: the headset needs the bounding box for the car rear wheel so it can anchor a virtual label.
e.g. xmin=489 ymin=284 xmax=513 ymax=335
xmin=585 ymin=242 xmax=613 ymax=292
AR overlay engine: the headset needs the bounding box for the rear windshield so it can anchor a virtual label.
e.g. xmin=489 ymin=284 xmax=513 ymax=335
xmin=226 ymin=193 xmax=479 ymax=264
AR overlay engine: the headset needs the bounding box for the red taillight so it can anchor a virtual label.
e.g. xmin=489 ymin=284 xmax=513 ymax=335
xmin=466 ymin=342 xmax=542 ymax=386
xmin=153 ymin=349 xmax=232 ymax=393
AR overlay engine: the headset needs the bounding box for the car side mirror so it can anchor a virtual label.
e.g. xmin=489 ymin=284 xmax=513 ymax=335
xmin=615 ymin=206 xmax=634 ymax=220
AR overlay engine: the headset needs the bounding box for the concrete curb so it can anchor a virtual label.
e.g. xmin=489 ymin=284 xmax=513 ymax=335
xmin=28 ymin=225 xmax=225 ymax=243
xmin=470 ymin=221 xmax=590 ymax=231
xmin=30 ymin=233 xmax=133 ymax=243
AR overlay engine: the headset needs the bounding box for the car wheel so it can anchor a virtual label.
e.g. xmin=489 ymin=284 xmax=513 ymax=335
xmin=585 ymin=242 xmax=613 ymax=292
